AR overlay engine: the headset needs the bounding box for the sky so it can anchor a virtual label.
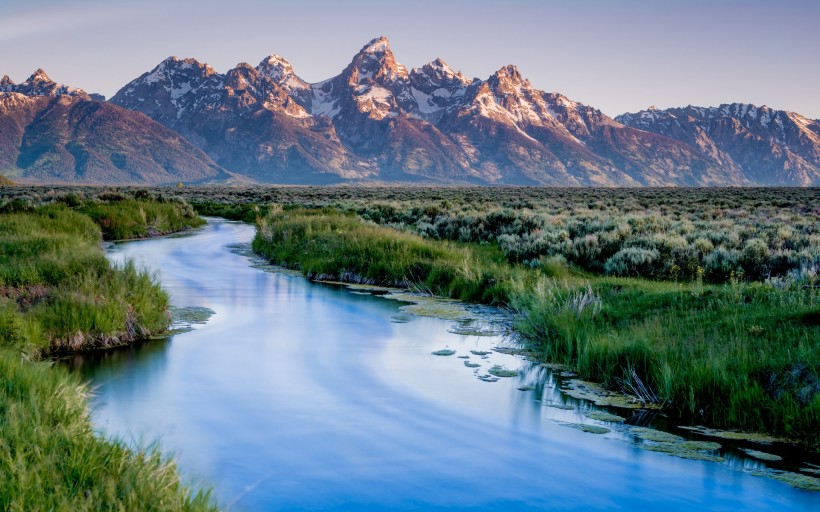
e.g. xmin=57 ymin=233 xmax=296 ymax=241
xmin=1 ymin=0 xmax=818 ymax=118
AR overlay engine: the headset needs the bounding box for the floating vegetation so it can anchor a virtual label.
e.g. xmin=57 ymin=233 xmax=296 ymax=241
xmin=740 ymin=448 xmax=783 ymax=462
xmin=431 ymin=349 xmax=456 ymax=356
xmin=464 ymin=361 xmax=481 ymax=368
xmin=478 ymin=375 xmax=500 ymax=383
xmin=562 ymin=380 xmax=653 ymax=410
xmin=170 ymin=306 xmax=215 ymax=325
xmin=748 ymin=470 xmax=820 ymax=492
xmin=559 ymin=422 xmax=611 ymax=434
xmin=585 ymin=411 xmax=625 ymax=423
xmin=638 ymin=442 xmax=725 ymax=463
xmin=457 ymin=355 xmax=470 ymax=359
xmin=384 ymin=292 xmax=471 ymax=321
xmin=517 ymin=385 xmax=535 ymax=391
xmin=678 ymin=426 xmax=785 ymax=445
xmin=470 ymin=350 xmax=491 ymax=356
xmin=630 ymin=427 xmax=725 ymax=462
xmin=801 ymin=466 xmax=820 ymax=476
xmin=681 ymin=441 xmax=722 ymax=451
xmin=488 ymin=366 xmax=518 ymax=378
xmin=630 ymin=427 xmax=684 ymax=443
xmin=772 ymin=472 xmax=820 ymax=492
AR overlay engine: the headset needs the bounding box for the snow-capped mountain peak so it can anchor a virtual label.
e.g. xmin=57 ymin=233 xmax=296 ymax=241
xmin=28 ymin=68 xmax=52 ymax=83
xmin=256 ymin=54 xmax=309 ymax=91
xmin=348 ymin=35 xmax=408 ymax=84
xmin=0 ymin=69 xmax=90 ymax=98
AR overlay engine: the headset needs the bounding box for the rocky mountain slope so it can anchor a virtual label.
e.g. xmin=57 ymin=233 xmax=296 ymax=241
xmin=4 ymin=38 xmax=819 ymax=186
xmin=111 ymin=37 xmax=738 ymax=186
xmin=0 ymin=70 xmax=229 ymax=184
xmin=616 ymin=104 xmax=820 ymax=185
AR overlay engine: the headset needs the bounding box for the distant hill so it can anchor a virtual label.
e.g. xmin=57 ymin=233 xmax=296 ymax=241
xmin=0 ymin=70 xmax=230 ymax=185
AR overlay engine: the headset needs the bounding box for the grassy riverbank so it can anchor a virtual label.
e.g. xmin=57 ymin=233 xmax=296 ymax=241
xmin=0 ymin=202 xmax=215 ymax=510
xmin=253 ymin=208 xmax=820 ymax=449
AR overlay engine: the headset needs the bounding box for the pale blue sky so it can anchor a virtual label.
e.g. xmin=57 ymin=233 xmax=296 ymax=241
xmin=1 ymin=0 xmax=817 ymax=118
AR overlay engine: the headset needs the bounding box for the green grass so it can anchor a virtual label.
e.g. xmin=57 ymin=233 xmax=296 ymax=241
xmin=253 ymin=208 xmax=820 ymax=449
xmin=0 ymin=351 xmax=216 ymax=511
xmin=78 ymin=198 xmax=204 ymax=240
xmin=0 ymin=205 xmax=171 ymax=356
xmin=252 ymin=208 xmax=520 ymax=304
xmin=0 ymin=203 xmax=215 ymax=510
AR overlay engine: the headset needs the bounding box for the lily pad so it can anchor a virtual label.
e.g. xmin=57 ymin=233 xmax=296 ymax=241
xmin=488 ymin=366 xmax=518 ymax=378
xmin=478 ymin=375 xmax=500 ymax=383
xmin=562 ymin=380 xmax=654 ymax=409
xmin=464 ymin=361 xmax=481 ymax=368
xmin=681 ymin=441 xmax=722 ymax=451
xmin=170 ymin=306 xmax=215 ymax=325
xmin=470 ymin=350 xmax=491 ymax=356
xmin=585 ymin=411 xmax=625 ymax=422
xmin=740 ymin=448 xmax=782 ymax=462
xmin=770 ymin=471 xmax=820 ymax=492
xmin=559 ymin=422 xmax=611 ymax=434
xmin=432 ymin=349 xmax=456 ymax=356
xmin=638 ymin=442 xmax=725 ymax=463
xmin=678 ymin=426 xmax=785 ymax=445
xmin=631 ymin=427 xmax=684 ymax=443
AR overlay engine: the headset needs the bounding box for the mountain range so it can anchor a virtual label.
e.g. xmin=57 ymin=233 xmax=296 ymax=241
xmin=1 ymin=36 xmax=819 ymax=186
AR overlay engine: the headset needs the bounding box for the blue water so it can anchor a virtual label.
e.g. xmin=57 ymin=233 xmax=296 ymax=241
xmin=67 ymin=219 xmax=819 ymax=511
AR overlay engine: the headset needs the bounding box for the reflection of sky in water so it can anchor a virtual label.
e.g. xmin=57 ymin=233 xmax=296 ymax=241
xmin=70 ymin=220 xmax=818 ymax=511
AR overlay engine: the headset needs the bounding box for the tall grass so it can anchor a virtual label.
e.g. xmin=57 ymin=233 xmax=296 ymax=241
xmin=253 ymin=208 xmax=519 ymax=304
xmin=0 ymin=205 xmax=170 ymax=356
xmin=79 ymin=198 xmax=204 ymax=240
xmin=0 ymin=351 xmax=216 ymax=511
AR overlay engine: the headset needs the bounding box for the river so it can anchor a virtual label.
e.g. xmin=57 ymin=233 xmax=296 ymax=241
xmin=65 ymin=218 xmax=818 ymax=511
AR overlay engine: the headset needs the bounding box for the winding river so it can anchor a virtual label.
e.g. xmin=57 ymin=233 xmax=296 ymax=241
xmin=66 ymin=219 xmax=818 ymax=511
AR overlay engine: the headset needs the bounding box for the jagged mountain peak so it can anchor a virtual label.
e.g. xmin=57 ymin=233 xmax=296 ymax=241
xmin=258 ymin=54 xmax=293 ymax=76
xmin=0 ymin=69 xmax=89 ymax=99
xmin=360 ymin=36 xmax=390 ymax=55
xmin=494 ymin=64 xmax=522 ymax=80
xmin=416 ymin=58 xmax=470 ymax=86
xmin=348 ymin=35 xmax=408 ymax=84
xmin=27 ymin=68 xmax=52 ymax=83
xmin=257 ymin=54 xmax=309 ymax=91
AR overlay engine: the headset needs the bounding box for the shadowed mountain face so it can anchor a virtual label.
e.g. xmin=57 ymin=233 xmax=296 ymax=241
xmin=0 ymin=71 xmax=229 ymax=185
xmin=617 ymin=105 xmax=820 ymax=186
xmin=110 ymin=36 xmax=747 ymax=186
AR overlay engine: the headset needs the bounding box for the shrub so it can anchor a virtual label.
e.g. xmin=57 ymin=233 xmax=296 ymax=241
xmin=604 ymin=248 xmax=661 ymax=277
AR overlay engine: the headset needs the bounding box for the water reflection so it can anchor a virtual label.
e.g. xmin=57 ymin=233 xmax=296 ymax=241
xmin=64 ymin=219 xmax=817 ymax=511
